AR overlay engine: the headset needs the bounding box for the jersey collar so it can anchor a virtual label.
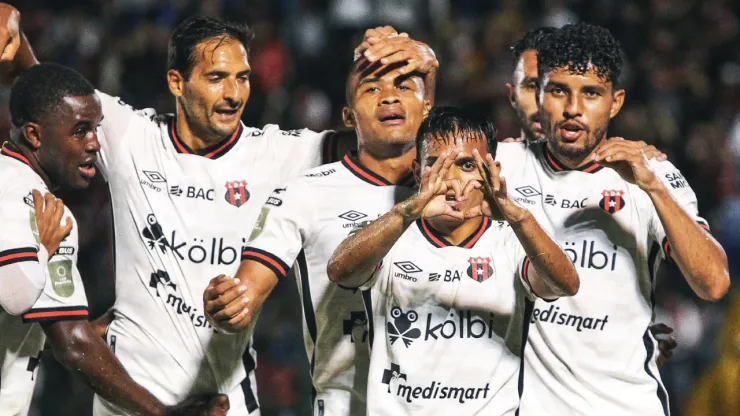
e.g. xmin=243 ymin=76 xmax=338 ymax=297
xmin=341 ymin=151 xmax=415 ymax=187
xmin=417 ymin=217 xmax=491 ymax=249
xmin=542 ymin=143 xmax=603 ymax=174
xmin=168 ymin=117 xmax=244 ymax=159
xmin=0 ymin=142 xmax=33 ymax=169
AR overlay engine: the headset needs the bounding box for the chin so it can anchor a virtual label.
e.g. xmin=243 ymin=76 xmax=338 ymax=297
xmin=427 ymin=214 xmax=465 ymax=230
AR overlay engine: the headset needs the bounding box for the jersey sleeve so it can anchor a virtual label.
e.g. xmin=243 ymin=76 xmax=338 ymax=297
xmin=268 ymin=128 xmax=335 ymax=182
xmin=500 ymin=225 xmax=538 ymax=300
xmin=241 ymin=180 xmax=314 ymax=279
xmin=0 ymin=190 xmax=48 ymax=315
xmin=647 ymin=160 xmax=710 ymax=259
xmin=95 ymin=90 xmax=156 ymax=177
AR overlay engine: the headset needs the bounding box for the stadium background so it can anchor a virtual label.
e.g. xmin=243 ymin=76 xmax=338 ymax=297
xmin=2 ymin=0 xmax=740 ymax=415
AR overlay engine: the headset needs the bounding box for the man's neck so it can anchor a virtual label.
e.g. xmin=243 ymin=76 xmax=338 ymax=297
xmin=175 ymin=110 xmax=231 ymax=153
xmin=356 ymin=144 xmax=416 ymax=184
xmin=432 ymin=216 xmax=484 ymax=246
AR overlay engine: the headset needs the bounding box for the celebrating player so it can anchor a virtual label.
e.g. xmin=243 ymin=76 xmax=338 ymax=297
xmin=0 ymin=64 xmax=228 ymax=416
xmin=326 ymin=107 xmax=579 ymax=415
xmin=0 ymin=5 xmax=439 ymax=415
xmin=495 ymin=23 xmax=730 ymax=415
xmin=201 ymin=40 xmax=433 ymax=415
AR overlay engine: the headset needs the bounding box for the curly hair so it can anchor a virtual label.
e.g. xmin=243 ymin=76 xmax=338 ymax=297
xmin=536 ymin=23 xmax=623 ymax=86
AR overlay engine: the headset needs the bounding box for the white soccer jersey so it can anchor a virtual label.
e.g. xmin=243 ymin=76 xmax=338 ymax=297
xmin=243 ymin=153 xmax=415 ymax=416
xmin=90 ymin=91 xmax=333 ymax=415
xmin=0 ymin=143 xmax=88 ymax=416
xmin=362 ymin=217 xmax=534 ymax=416
xmin=496 ymin=141 xmax=707 ymax=416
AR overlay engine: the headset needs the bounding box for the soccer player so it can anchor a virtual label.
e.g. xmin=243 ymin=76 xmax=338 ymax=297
xmin=0 ymin=5 xmax=438 ymax=415
xmin=506 ymin=27 xmax=555 ymax=143
xmin=0 ymin=64 xmax=228 ymax=416
xmin=495 ymin=23 xmax=730 ymax=415
xmin=202 ymin=55 xmax=431 ymax=415
xmin=325 ymin=107 xmax=579 ymax=415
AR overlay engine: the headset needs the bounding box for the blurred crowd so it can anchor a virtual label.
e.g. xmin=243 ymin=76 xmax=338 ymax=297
xmin=3 ymin=0 xmax=740 ymax=415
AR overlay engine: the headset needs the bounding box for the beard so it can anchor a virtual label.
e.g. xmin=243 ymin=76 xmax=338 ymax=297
xmin=546 ymin=119 xmax=609 ymax=161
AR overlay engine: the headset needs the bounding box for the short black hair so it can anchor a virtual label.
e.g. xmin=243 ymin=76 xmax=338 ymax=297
xmin=10 ymin=63 xmax=96 ymax=127
xmin=511 ymin=27 xmax=556 ymax=67
xmin=536 ymin=23 xmax=623 ymax=86
xmin=416 ymin=107 xmax=497 ymax=166
xmin=168 ymin=16 xmax=254 ymax=79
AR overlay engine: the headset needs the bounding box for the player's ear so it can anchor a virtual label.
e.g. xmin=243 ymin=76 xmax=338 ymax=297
xmin=167 ymin=69 xmax=185 ymax=98
xmin=609 ymin=88 xmax=625 ymax=119
xmin=412 ymin=158 xmax=422 ymax=186
xmin=342 ymin=106 xmax=356 ymax=129
xmin=505 ymin=83 xmax=516 ymax=108
xmin=422 ymin=100 xmax=432 ymax=118
xmin=21 ymin=123 xmax=42 ymax=150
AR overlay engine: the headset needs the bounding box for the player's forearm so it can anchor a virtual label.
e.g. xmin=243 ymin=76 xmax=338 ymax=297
xmin=43 ymin=321 xmax=168 ymax=416
xmin=510 ymin=212 xmax=579 ymax=298
xmin=0 ymin=31 xmax=38 ymax=85
xmin=235 ymin=261 xmax=279 ymax=329
xmin=648 ymin=184 xmax=730 ymax=301
xmin=327 ymin=201 xmax=413 ymax=287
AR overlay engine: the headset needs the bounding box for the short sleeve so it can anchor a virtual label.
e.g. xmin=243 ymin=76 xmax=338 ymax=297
xmin=21 ymin=253 xmax=89 ymax=323
xmin=241 ymin=180 xmax=314 ymax=278
xmin=500 ymin=225 xmax=537 ymax=300
xmin=95 ymin=90 xmax=155 ymax=177
xmin=269 ymin=128 xmax=334 ymax=182
xmin=647 ymin=160 xmax=710 ymax=259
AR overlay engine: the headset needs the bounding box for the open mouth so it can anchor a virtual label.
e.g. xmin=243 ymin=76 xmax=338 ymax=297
xmin=378 ymin=109 xmax=406 ymax=126
xmin=78 ymin=160 xmax=96 ymax=178
xmin=215 ymin=107 xmax=240 ymax=120
xmin=559 ymin=121 xmax=586 ymax=141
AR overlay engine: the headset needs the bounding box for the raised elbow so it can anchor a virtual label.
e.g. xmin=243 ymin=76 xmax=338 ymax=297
xmin=561 ymin=269 xmax=580 ymax=297
xmin=326 ymin=258 xmax=343 ymax=284
xmin=703 ymin=273 xmax=730 ymax=302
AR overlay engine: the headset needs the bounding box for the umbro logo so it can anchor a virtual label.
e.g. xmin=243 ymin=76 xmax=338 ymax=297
xmin=142 ymin=170 xmax=166 ymax=183
xmin=394 ymin=261 xmax=422 ymax=274
xmin=339 ymin=210 xmax=367 ymax=222
xmin=515 ymin=185 xmax=541 ymax=198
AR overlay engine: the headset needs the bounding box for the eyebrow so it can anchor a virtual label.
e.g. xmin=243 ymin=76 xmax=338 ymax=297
xmin=358 ymin=77 xmax=382 ymax=88
xmin=203 ymin=69 xmax=252 ymax=77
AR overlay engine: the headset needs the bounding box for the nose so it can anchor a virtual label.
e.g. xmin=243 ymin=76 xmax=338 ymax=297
xmin=88 ymin=131 xmax=101 ymax=153
xmin=564 ymin=94 xmax=582 ymax=119
xmin=223 ymin=77 xmax=240 ymax=103
xmin=379 ymin=86 xmax=401 ymax=106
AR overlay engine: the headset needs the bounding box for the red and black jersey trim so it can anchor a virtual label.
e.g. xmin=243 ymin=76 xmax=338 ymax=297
xmin=662 ymin=221 xmax=711 ymax=260
xmin=0 ymin=247 xmax=38 ymax=267
xmin=241 ymin=247 xmax=290 ymax=279
xmin=543 ymin=143 xmax=603 ymax=174
xmin=168 ymin=118 xmax=244 ymax=159
xmin=22 ymin=306 xmax=89 ymax=323
xmin=342 ymin=151 xmax=413 ymax=187
xmin=417 ymin=217 xmax=491 ymax=248
xmin=0 ymin=142 xmax=33 ymax=169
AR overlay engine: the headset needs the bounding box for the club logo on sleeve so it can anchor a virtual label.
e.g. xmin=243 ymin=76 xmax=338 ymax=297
xmin=224 ymin=180 xmax=250 ymax=207
xmin=599 ymin=190 xmax=626 ymax=214
xmin=248 ymin=207 xmax=271 ymax=242
xmin=343 ymin=311 xmax=369 ymax=343
xmin=388 ymin=307 xmax=420 ymax=347
xmin=30 ymin=212 xmax=40 ymax=244
xmin=48 ymin=260 xmax=74 ymax=297
xmin=467 ymin=257 xmax=493 ymax=282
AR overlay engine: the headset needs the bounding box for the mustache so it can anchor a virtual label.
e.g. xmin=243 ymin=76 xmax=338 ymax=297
xmin=556 ymin=119 xmax=590 ymax=133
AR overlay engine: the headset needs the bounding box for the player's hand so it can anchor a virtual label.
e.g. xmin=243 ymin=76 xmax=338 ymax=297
xmin=203 ymin=275 xmax=250 ymax=334
xmin=397 ymin=150 xmax=465 ymax=221
xmin=591 ymin=138 xmax=663 ymax=192
xmin=354 ymin=25 xmax=407 ymax=60
xmin=0 ymin=3 xmax=20 ymax=63
xmin=465 ymin=149 xmax=530 ymax=224
xmin=358 ymin=32 xmax=438 ymax=78
xmin=32 ymin=190 xmax=73 ymax=256
xmin=650 ymin=323 xmax=677 ymax=367
xmin=165 ymin=393 xmax=229 ymax=416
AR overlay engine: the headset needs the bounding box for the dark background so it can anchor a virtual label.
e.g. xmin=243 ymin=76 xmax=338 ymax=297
xmin=3 ymin=0 xmax=740 ymax=415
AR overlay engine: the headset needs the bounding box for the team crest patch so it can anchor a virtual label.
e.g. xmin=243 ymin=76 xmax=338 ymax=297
xmin=224 ymin=180 xmax=250 ymax=207
xmin=599 ymin=190 xmax=625 ymax=214
xmin=30 ymin=212 xmax=40 ymax=244
xmin=467 ymin=257 xmax=493 ymax=282
xmin=48 ymin=260 xmax=74 ymax=297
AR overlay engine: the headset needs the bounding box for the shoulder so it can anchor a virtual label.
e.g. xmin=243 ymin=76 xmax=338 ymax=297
xmin=257 ymin=124 xmax=332 ymax=141
xmin=95 ymin=90 xmax=158 ymax=121
xmin=0 ymin=163 xmax=44 ymax=201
